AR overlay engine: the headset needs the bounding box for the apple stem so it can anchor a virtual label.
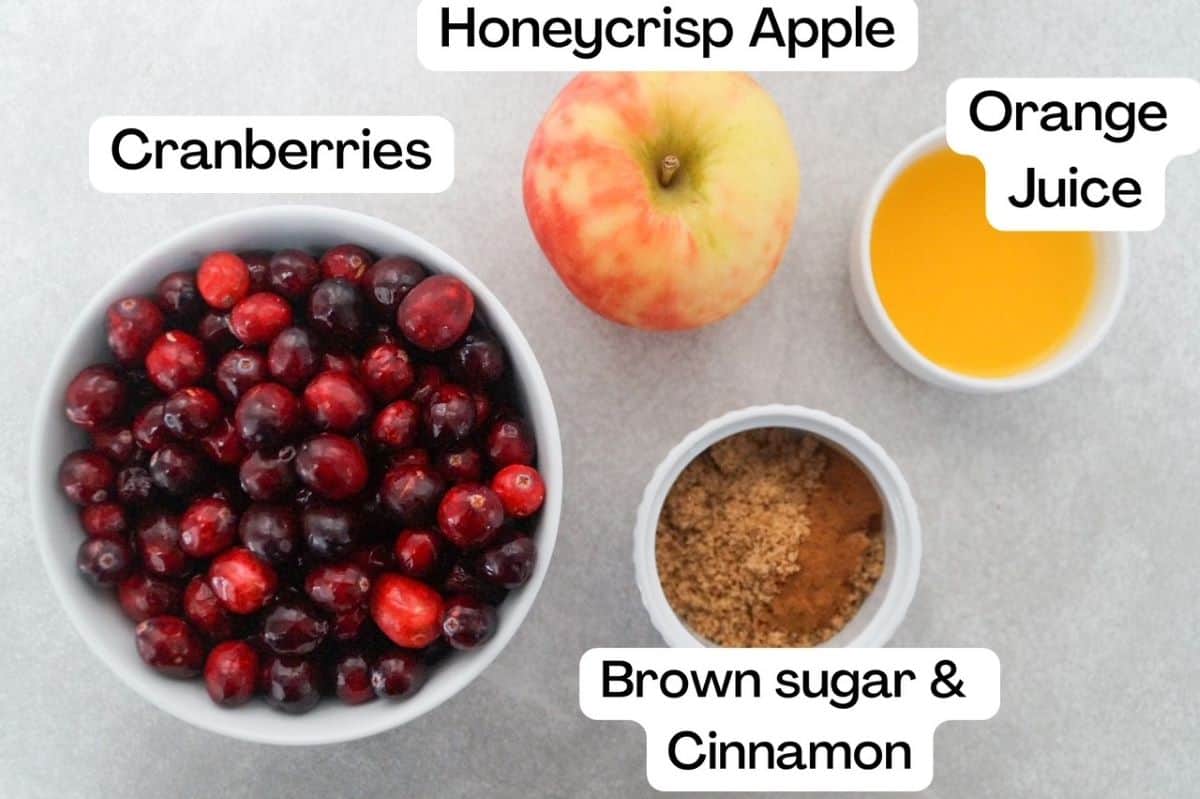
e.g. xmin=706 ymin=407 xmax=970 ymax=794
xmin=658 ymin=155 xmax=681 ymax=188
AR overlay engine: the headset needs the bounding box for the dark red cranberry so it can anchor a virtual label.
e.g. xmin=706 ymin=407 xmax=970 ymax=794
xmin=361 ymin=344 xmax=415 ymax=402
xmin=198 ymin=252 xmax=251 ymax=310
xmin=370 ymin=574 xmax=444 ymax=649
xmin=379 ymin=464 xmax=445 ymax=524
xmin=348 ymin=543 xmax=396 ymax=575
xmin=321 ymin=351 xmax=359 ymax=375
xmin=363 ymin=256 xmax=428 ymax=320
xmin=242 ymin=251 xmax=272 ymax=291
xmin=162 ymin=387 xmax=222 ymax=439
xmin=77 ymin=537 xmax=133 ymax=586
xmin=214 ymin=349 xmax=267 ymax=403
xmin=204 ymin=640 xmax=259 ymax=706
xmin=145 ymin=331 xmax=208 ymax=393
xmin=116 ymin=465 xmax=155 ymax=505
xmin=65 ymin=365 xmax=126 ymax=431
xmin=305 ymin=563 xmax=371 ymax=613
xmin=132 ymin=401 xmax=170 ymax=451
xmin=135 ymin=512 xmax=189 ymax=577
xmin=81 ymin=501 xmax=128 ymax=541
xmin=437 ymin=445 xmax=484 ymax=484
xmin=208 ymin=548 xmax=278 ymax=614
xmin=371 ymin=649 xmax=427 ymax=699
xmin=295 ymin=434 xmax=368 ymax=500
xmin=486 ymin=417 xmax=537 ymax=467
xmin=231 ymin=293 xmax=294 ymax=346
xmin=262 ymin=598 xmax=328 ymax=655
xmin=320 ymin=244 xmax=374 ymax=283
xmin=183 ymin=576 xmax=234 ymax=640
xmin=371 ymin=400 xmax=421 ymax=450
xmin=443 ymin=561 xmax=506 ymax=604
xmin=308 ymin=279 xmax=368 ymax=345
xmin=425 ymin=384 xmax=476 ymax=442
xmin=333 ymin=650 xmax=375 ymax=705
xmin=452 ymin=332 xmax=506 ymax=386
xmin=107 ymin=296 xmax=166 ymax=365
xmin=234 ymin=383 xmax=302 ymax=450
xmin=239 ymin=503 xmax=301 ymax=565
xmin=135 ymin=616 xmax=206 ymax=677
xmin=302 ymin=372 xmax=372 ymax=433
xmin=478 ymin=536 xmax=537 ymax=589
xmin=393 ymin=529 xmax=444 ymax=579
xmin=441 ymin=594 xmax=498 ymax=650
xmin=179 ymin=497 xmax=237 ymax=558
xmin=238 ymin=447 xmax=297 ymax=501
xmin=156 ymin=271 xmax=204 ymax=323
xmin=262 ymin=656 xmax=321 ymax=714
xmin=199 ymin=418 xmax=245 ymax=466
xmin=329 ymin=606 xmax=368 ymax=641
xmin=398 ymin=275 xmax=474 ymax=352
xmin=302 ymin=504 xmax=361 ymax=560
xmin=91 ymin=427 xmax=136 ymax=464
xmin=492 ymin=465 xmax=546 ymax=518
xmin=438 ymin=484 xmax=504 ymax=550
xmin=196 ymin=311 xmax=238 ymax=354
xmin=59 ymin=450 xmax=115 ymax=505
xmin=267 ymin=327 xmax=323 ymax=389
xmin=410 ymin=364 xmax=445 ymax=406
xmin=149 ymin=442 xmax=206 ymax=495
xmin=118 ymin=573 xmax=182 ymax=621
xmin=268 ymin=250 xmax=321 ymax=300
xmin=472 ymin=391 xmax=492 ymax=427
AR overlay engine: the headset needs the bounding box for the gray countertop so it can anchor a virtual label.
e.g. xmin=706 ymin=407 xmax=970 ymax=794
xmin=3 ymin=1 xmax=1198 ymax=796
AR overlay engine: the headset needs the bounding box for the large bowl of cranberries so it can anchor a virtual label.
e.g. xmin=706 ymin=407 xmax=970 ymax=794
xmin=30 ymin=205 xmax=562 ymax=744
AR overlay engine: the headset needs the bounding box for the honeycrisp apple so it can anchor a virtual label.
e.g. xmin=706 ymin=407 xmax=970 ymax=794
xmin=523 ymin=72 xmax=801 ymax=330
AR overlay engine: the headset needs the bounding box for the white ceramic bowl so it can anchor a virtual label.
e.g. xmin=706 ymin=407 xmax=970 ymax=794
xmin=29 ymin=205 xmax=562 ymax=745
xmin=851 ymin=126 xmax=1131 ymax=394
xmin=633 ymin=405 xmax=920 ymax=648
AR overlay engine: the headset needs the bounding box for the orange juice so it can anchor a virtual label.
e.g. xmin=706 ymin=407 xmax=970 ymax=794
xmin=870 ymin=148 xmax=1096 ymax=378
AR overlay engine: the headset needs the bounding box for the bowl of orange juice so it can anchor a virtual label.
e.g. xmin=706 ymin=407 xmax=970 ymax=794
xmin=851 ymin=127 xmax=1130 ymax=394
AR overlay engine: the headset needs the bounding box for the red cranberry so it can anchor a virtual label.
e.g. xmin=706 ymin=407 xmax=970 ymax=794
xmin=333 ymin=650 xmax=375 ymax=705
xmin=183 ymin=576 xmax=234 ymax=640
xmin=135 ymin=616 xmax=206 ymax=678
xmin=199 ymin=418 xmax=245 ymax=466
xmin=371 ymin=649 xmax=427 ymax=699
xmin=393 ymin=529 xmax=444 ymax=579
xmin=77 ymin=537 xmax=133 ymax=586
xmin=379 ymin=464 xmax=445 ymax=524
xmin=180 ymin=497 xmax=237 ymax=558
xmin=308 ymin=279 xmax=367 ymax=345
xmin=295 ymin=434 xmax=368 ymax=500
xmin=478 ymin=535 xmax=537 ymax=589
xmin=267 ymin=327 xmax=322 ymax=388
xmin=486 ymin=417 xmax=537 ymax=467
xmin=268 ymin=250 xmax=321 ymax=300
xmin=59 ymin=450 xmax=115 ymax=505
xmin=116 ymin=465 xmax=155 ymax=505
xmin=81 ymin=501 xmax=128 ymax=541
xmin=425 ymin=384 xmax=476 ymax=442
xmin=239 ymin=447 xmax=297 ymax=501
xmin=149 ymin=442 xmax=206 ymax=495
xmin=214 ymin=349 xmax=267 ymax=402
xmin=262 ymin=598 xmax=329 ymax=656
xmin=371 ymin=573 xmax=444 ymax=649
xmin=231 ymin=293 xmax=294 ymax=346
xmin=235 ymin=383 xmax=302 ymax=450
xmin=239 ymin=503 xmax=301 ymax=564
xmin=262 ymin=656 xmax=321 ymax=714
xmin=303 ymin=372 xmax=372 ymax=433
xmin=135 ymin=512 xmax=189 ymax=577
xmin=156 ymin=271 xmax=204 ymax=323
xmin=204 ymin=640 xmax=259 ymax=706
xmin=91 ymin=427 xmax=136 ymax=465
xmin=208 ymin=548 xmax=278 ymax=614
xmin=441 ymin=594 xmax=498 ymax=650
xmin=363 ymin=256 xmax=427 ymax=320
xmin=163 ymin=387 xmax=222 ymax=439
xmin=331 ymin=605 xmax=371 ymax=641
xmin=492 ymin=465 xmax=546 ymax=518
xmin=305 ymin=563 xmax=371 ymax=613
xmin=242 ymin=251 xmax=272 ymax=291
xmin=452 ymin=332 xmax=506 ymax=386
xmin=107 ymin=297 xmax=166 ymax=365
xmin=361 ymin=344 xmax=415 ymax=402
xmin=437 ymin=445 xmax=484 ymax=484
xmin=410 ymin=364 xmax=445 ymax=405
xmin=132 ymin=401 xmax=170 ymax=451
xmin=145 ymin=331 xmax=207 ymax=393
xmin=438 ymin=484 xmax=504 ymax=550
xmin=197 ymin=251 xmax=251 ymax=310
xmin=321 ymin=351 xmax=359 ymax=375
xmin=118 ymin=573 xmax=181 ymax=621
xmin=320 ymin=244 xmax=374 ymax=283
xmin=371 ymin=400 xmax=421 ymax=450
xmin=196 ymin=311 xmax=238 ymax=354
xmin=398 ymin=275 xmax=475 ymax=352
xmin=302 ymin=503 xmax=362 ymax=560
xmin=65 ymin=365 xmax=126 ymax=431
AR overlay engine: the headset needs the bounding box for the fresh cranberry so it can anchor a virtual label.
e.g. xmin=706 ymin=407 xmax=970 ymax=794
xmin=204 ymin=640 xmax=259 ymax=706
xmin=149 ymin=442 xmax=206 ymax=495
xmin=268 ymin=250 xmax=321 ymax=300
xmin=77 ymin=537 xmax=133 ymax=586
xmin=59 ymin=450 xmax=115 ymax=505
xmin=239 ymin=503 xmax=300 ymax=564
xmin=379 ymin=464 xmax=445 ymax=524
xmin=486 ymin=417 xmax=537 ymax=467
xmin=118 ymin=573 xmax=181 ymax=621
xmin=267 ymin=327 xmax=322 ymax=388
xmin=199 ymin=418 xmax=245 ymax=466
xmin=393 ymin=529 xmax=444 ymax=579
xmin=321 ymin=351 xmax=360 ymax=375
xmin=91 ymin=426 xmax=136 ymax=464
xmin=303 ymin=372 xmax=372 ymax=433
xmin=410 ymin=364 xmax=445 ymax=406
xmin=262 ymin=598 xmax=329 ymax=656
xmin=363 ymin=257 xmax=427 ymax=320
xmin=262 ymin=656 xmax=321 ymax=714
xmin=196 ymin=311 xmax=238 ymax=354
xmin=65 ymin=365 xmax=126 ymax=431
xmin=135 ymin=512 xmax=189 ymax=577
xmin=320 ymin=244 xmax=374 ymax=283
xmin=208 ymin=548 xmax=278 ymax=614
xmin=295 ymin=434 xmax=368 ymax=500
xmin=242 ymin=251 xmax=272 ymax=291
xmin=371 ymin=649 xmax=427 ymax=699
xmin=183 ymin=576 xmax=234 ymax=640
xmin=81 ymin=502 xmax=128 ymax=540
xmin=492 ymin=465 xmax=546 ymax=518
xmin=370 ymin=400 xmax=421 ymax=450
xmin=231 ymin=293 xmax=294 ymax=346
xmin=162 ymin=387 xmax=222 ymax=439
xmin=443 ymin=561 xmax=506 ymax=605
xmin=361 ymin=344 xmax=415 ymax=402
xmin=398 ymin=275 xmax=475 ymax=352
xmin=179 ymin=497 xmax=237 ymax=558
xmin=441 ymin=594 xmax=498 ymax=650
xmin=438 ymin=484 xmax=504 ymax=550
xmin=452 ymin=332 xmax=506 ymax=386
xmin=425 ymin=384 xmax=476 ymax=442
xmin=478 ymin=535 xmax=537 ymax=589
xmin=214 ymin=349 xmax=267 ymax=402
xmin=235 ymin=383 xmax=302 ymax=450
xmin=132 ymin=401 xmax=170 ymax=451
xmin=198 ymin=251 xmax=251 ymax=310
xmin=331 ymin=605 xmax=371 ymax=641
xmin=333 ymin=650 xmax=375 ymax=705
xmin=116 ymin=465 xmax=155 ymax=505
xmin=135 ymin=616 xmax=206 ymax=677
xmin=437 ymin=445 xmax=484 ymax=484
xmin=302 ymin=504 xmax=361 ymax=560
xmin=370 ymin=573 xmax=444 ymax=649
xmin=145 ymin=331 xmax=207 ymax=393
xmin=305 ymin=563 xmax=371 ymax=613
xmin=107 ymin=297 xmax=165 ymax=365
xmin=308 ymin=279 xmax=367 ymax=345
xmin=156 ymin=271 xmax=204 ymax=323
xmin=239 ymin=447 xmax=298 ymax=501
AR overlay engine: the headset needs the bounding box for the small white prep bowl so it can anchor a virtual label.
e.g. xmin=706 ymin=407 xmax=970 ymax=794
xmin=850 ymin=126 xmax=1131 ymax=394
xmin=29 ymin=205 xmax=562 ymax=746
xmin=633 ymin=405 xmax=920 ymax=649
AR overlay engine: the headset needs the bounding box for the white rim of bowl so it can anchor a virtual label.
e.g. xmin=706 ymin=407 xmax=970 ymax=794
xmin=632 ymin=405 xmax=921 ymax=649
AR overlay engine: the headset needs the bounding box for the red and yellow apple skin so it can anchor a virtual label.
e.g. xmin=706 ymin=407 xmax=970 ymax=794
xmin=523 ymin=72 xmax=801 ymax=331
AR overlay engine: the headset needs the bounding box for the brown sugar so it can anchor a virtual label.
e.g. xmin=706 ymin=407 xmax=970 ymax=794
xmin=655 ymin=428 xmax=884 ymax=647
